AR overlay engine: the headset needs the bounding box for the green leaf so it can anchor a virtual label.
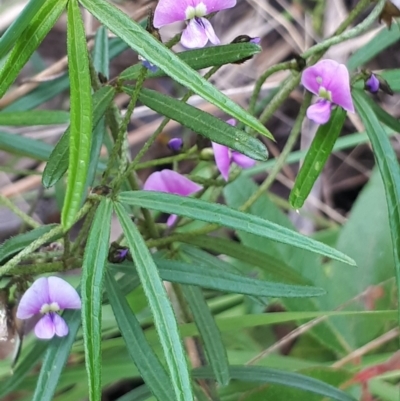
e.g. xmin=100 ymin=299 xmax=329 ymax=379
xmin=32 ymin=309 xmax=81 ymax=401
xmin=42 ymin=86 xmax=114 ymax=188
xmin=0 ymin=131 xmax=52 ymax=160
xmin=120 ymin=42 xmax=261 ymax=80
xmin=381 ymin=69 xmax=400 ymax=93
xmin=118 ymin=191 xmax=356 ymax=266
xmin=78 ymin=0 xmax=272 ymax=138
xmin=182 ymin=284 xmax=230 ymax=386
xmin=93 ymin=26 xmax=109 ymax=78
xmin=62 ymin=0 xmax=93 ymax=228
xmin=0 ymin=0 xmax=67 ymax=98
xmin=81 ymin=198 xmax=112 ymax=401
xmin=0 ymin=111 xmax=69 ymax=126
xmin=289 ymin=108 xmax=346 ymax=209
xmin=105 ymin=271 xmax=175 ymax=401
xmin=115 ymin=385 xmax=152 ymax=401
xmin=124 ymin=86 xmax=268 ymax=161
xmin=353 ymin=89 xmax=400 ymax=325
xmin=347 ymin=28 xmax=400 ymax=71
xmin=0 ymin=0 xmax=47 ymax=59
xmin=193 ymin=366 xmax=356 ymax=401
xmin=154 ymin=259 xmax=325 ymax=298
xmin=0 ymin=224 xmax=59 ymax=263
xmin=183 ymin=235 xmax=307 ymax=284
xmin=114 ymin=202 xmax=193 ymax=401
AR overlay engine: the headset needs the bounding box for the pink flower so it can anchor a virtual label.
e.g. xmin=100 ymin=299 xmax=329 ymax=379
xmin=153 ymin=0 xmax=237 ymax=48
xmin=212 ymin=119 xmax=256 ymax=181
xmin=143 ymin=169 xmax=202 ymax=225
xmin=16 ymin=277 xmax=81 ymax=339
xmin=301 ymin=59 xmax=354 ymax=125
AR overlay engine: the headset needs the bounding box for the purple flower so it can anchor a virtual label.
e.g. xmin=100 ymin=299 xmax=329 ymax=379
xmin=301 ymin=59 xmax=354 ymax=125
xmin=250 ymin=37 xmax=261 ymax=44
xmin=143 ymin=169 xmax=202 ymax=225
xmin=365 ymin=74 xmax=380 ymax=94
xmin=168 ymin=138 xmax=184 ymax=152
xmin=153 ymin=0 xmax=237 ymax=49
xmin=16 ymin=277 xmax=81 ymax=339
xmin=212 ymin=119 xmax=256 ymax=181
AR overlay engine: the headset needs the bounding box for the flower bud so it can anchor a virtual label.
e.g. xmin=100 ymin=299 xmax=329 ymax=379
xmin=167 ymin=138 xmax=183 ymax=152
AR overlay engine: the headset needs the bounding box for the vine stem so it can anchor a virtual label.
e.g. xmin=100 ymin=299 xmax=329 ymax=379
xmin=0 ymin=195 xmax=40 ymax=229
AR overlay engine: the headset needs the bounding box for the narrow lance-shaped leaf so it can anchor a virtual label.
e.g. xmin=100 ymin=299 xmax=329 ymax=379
xmin=289 ymin=108 xmax=346 ymax=209
xmin=42 ymin=86 xmax=114 ymax=188
xmin=181 ymin=284 xmax=230 ymax=386
xmin=154 ymin=259 xmax=325 ymax=298
xmin=0 ymin=0 xmax=48 ymax=59
xmin=120 ymin=42 xmax=261 ymax=80
xmin=31 ymin=309 xmax=82 ymax=401
xmin=0 ymin=0 xmax=68 ymax=98
xmin=0 ymin=110 xmax=69 ymax=126
xmin=114 ymin=202 xmax=194 ymax=401
xmin=353 ymin=89 xmax=400 ymax=324
xmin=81 ymin=198 xmax=113 ymax=401
xmin=118 ymin=191 xmax=356 ymax=266
xmin=105 ymin=271 xmax=175 ymax=401
xmin=62 ymin=0 xmax=93 ymax=228
xmin=193 ymin=366 xmax=356 ymax=401
xmin=78 ymin=0 xmax=273 ymax=138
xmin=123 ymin=86 xmax=268 ymax=161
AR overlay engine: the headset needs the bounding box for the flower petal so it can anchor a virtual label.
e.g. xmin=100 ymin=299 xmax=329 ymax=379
xmin=34 ymin=314 xmax=55 ymax=339
xmin=212 ymin=142 xmax=231 ymax=181
xmin=16 ymin=277 xmax=50 ymax=319
xmin=302 ymin=60 xmax=354 ymax=112
xmin=306 ymin=99 xmax=332 ymax=125
xmin=198 ymin=0 xmax=237 ymax=13
xmin=143 ymin=171 xmax=170 ymax=192
xmin=181 ymin=18 xmax=209 ymax=48
xmin=162 ymin=170 xmax=203 ymax=196
xmin=231 ymin=152 xmax=256 ymax=169
xmin=47 ymin=277 xmax=81 ymax=310
xmin=52 ymin=313 xmax=69 ymax=337
xmin=153 ymin=0 xmax=188 ymax=27
xmin=201 ymin=18 xmax=220 ymax=45
xmin=226 ymin=118 xmax=236 ymax=126
xmin=167 ymin=214 xmax=178 ymax=226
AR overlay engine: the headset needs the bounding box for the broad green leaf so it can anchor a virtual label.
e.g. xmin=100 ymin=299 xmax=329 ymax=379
xmin=353 ymin=89 xmax=400 ymax=324
xmin=123 ymin=86 xmax=268 ymax=161
xmin=182 ymin=284 xmax=230 ymax=386
xmin=62 ymin=0 xmax=93 ymax=228
xmin=78 ymin=0 xmax=273 ymax=138
xmin=0 ymin=224 xmax=58 ymax=263
xmin=184 ymin=235 xmax=307 ymax=284
xmin=0 ymin=0 xmax=67 ymax=98
xmin=0 ymin=0 xmax=47 ymax=59
xmin=0 ymin=111 xmax=69 ymax=126
xmin=114 ymin=203 xmax=193 ymax=401
xmin=154 ymin=259 xmax=325 ymax=298
xmin=0 ymin=131 xmax=52 ymax=160
xmin=115 ymin=385 xmax=152 ymax=401
xmin=81 ymin=198 xmax=112 ymax=401
xmin=289 ymin=108 xmax=346 ymax=209
xmin=118 ymin=191 xmax=356 ymax=265
xmin=105 ymin=271 xmax=175 ymax=401
xmin=193 ymin=366 xmax=356 ymax=401
xmin=42 ymin=86 xmax=114 ymax=188
xmin=120 ymin=42 xmax=261 ymax=80
xmin=347 ymin=28 xmax=400 ymax=71
xmin=32 ymin=309 xmax=81 ymax=401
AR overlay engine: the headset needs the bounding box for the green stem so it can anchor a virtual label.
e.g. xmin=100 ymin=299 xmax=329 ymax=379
xmin=248 ymin=60 xmax=299 ymax=116
xmin=302 ymin=0 xmax=385 ymax=59
xmin=0 ymin=195 xmax=40 ymax=229
xmin=0 ymin=202 xmax=93 ymax=277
